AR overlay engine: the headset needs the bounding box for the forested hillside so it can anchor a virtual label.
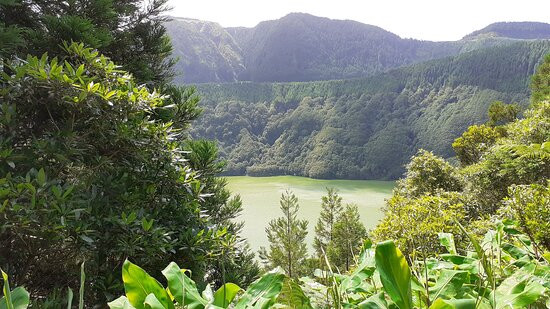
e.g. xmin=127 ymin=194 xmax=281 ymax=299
xmin=193 ymin=40 xmax=550 ymax=179
xmin=464 ymin=21 xmax=550 ymax=40
xmin=166 ymin=13 xmax=550 ymax=83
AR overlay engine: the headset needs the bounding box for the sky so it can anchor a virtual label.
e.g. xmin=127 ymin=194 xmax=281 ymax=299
xmin=166 ymin=0 xmax=550 ymax=41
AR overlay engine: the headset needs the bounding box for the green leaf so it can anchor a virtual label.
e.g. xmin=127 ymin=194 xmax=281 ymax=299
xmin=161 ymin=262 xmax=206 ymax=309
xmin=234 ymin=268 xmax=285 ymax=309
xmin=108 ymin=296 xmax=137 ymax=309
xmin=357 ymin=292 xmax=390 ymax=309
xmin=143 ymin=294 xmax=166 ymax=309
xmin=429 ymin=298 xmax=476 ymax=309
xmin=213 ymin=283 xmax=241 ymax=308
xmin=375 ymin=241 xmax=413 ymax=309
xmin=276 ymin=278 xmax=313 ymax=309
xmin=79 ymin=262 xmax=85 ymax=309
xmin=142 ymin=218 xmax=153 ymax=232
xmin=36 ymin=168 xmax=46 ymax=186
xmin=429 ymin=270 xmax=468 ymax=301
xmin=455 ymin=220 xmax=494 ymax=287
xmin=491 ymin=271 xmax=547 ymax=308
xmin=1 ymin=270 xmax=13 ymax=309
xmin=0 ymin=286 xmax=29 ymax=309
xmin=76 ymin=64 xmax=85 ymax=77
xmin=66 ymin=288 xmax=73 ymax=309
xmin=438 ymin=233 xmax=457 ymax=255
xmin=122 ymin=260 xmax=174 ymax=309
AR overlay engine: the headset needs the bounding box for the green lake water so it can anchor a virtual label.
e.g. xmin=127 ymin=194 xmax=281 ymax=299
xmin=225 ymin=176 xmax=394 ymax=253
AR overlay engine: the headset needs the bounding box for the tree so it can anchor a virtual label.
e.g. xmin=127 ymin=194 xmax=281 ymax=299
xmin=259 ymin=191 xmax=308 ymax=278
xmin=487 ymin=101 xmax=519 ymax=126
xmin=531 ymin=54 xmax=550 ymax=104
xmin=452 ymin=125 xmax=502 ymax=166
xmin=396 ymin=149 xmax=463 ymax=198
xmin=184 ymin=140 xmax=259 ymax=287
xmin=372 ymin=193 xmax=467 ymax=256
xmin=0 ymin=43 xmax=214 ymax=304
xmin=313 ymin=188 xmax=343 ymax=258
xmin=0 ymin=0 xmax=174 ymax=85
xmin=327 ymin=204 xmax=367 ymax=271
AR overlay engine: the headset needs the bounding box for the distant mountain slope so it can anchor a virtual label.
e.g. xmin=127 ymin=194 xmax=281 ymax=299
xmin=227 ymin=13 xmax=461 ymax=82
xmin=191 ymin=40 xmax=550 ymax=179
xmin=165 ymin=14 xmax=550 ymax=83
xmin=165 ymin=17 xmax=245 ymax=84
xmin=464 ymin=22 xmax=550 ymax=40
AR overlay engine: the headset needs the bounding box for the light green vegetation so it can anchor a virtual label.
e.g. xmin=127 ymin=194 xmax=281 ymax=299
xmin=225 ymin=176 xmax=394 ymax=252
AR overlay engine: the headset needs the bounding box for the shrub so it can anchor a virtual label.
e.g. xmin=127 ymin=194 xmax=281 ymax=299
xmin=372 ymin=192 xmax=467 ymax=256
xmin=507 ymin=182 xmax=550 ymax=250
xmin=0 ymin=43 xmax=218 ymax=302
xmin=395 ymin=149 xmax=463 ymax=198
xmin=452 ymin=124 xmax=502 ymax=166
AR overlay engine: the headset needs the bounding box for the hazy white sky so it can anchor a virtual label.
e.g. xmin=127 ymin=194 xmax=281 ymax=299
xmin=166 ymin=0 xmax=550 ymax=41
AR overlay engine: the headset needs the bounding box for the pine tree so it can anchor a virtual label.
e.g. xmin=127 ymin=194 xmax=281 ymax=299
xmin=313 ymin=188 xmax=343 ymax=257
xmin=0 ymin=0 xmax=174 ymax=85
xmin=328 ymin=204 xmax=368 ymax=271
xmin=260 ymin=191 xmax=308 ymax=278
xmin=184 ymin=139 xmax=259 ymax=287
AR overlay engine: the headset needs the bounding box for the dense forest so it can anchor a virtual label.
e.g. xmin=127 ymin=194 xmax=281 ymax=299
xmin=193 ymin=40 xmax=550 ymax=179
xmin=166 ymin=13 xmax=550 ymax=83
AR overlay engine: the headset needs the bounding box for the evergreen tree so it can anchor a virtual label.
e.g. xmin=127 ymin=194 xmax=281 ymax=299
xmin=328 ymin=204 xmax=367 ymax=271
xmin=0 ymin=0 xmax=174 ymax=85
xmin=259 ymin=191 xmax=308 ymax=278
xmin=313 ymin=188 xmax=343 ymax=258
xmin=184 ymin=140 xmax=259 ymax=287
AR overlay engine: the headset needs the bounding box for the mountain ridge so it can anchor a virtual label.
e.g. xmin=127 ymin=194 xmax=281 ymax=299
xmin=165 ymin=13 xmax=550 ymax=83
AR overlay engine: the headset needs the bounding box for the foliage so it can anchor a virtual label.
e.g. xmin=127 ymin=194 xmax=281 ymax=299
xmin=192 ymin=40 xmax=550 ymax=180
xmin=313 ymin=188 xmax=343 ymax=258
xmin=506 ymin=183 xmax=550 ymax=250
xmin=372 ymin=192 xmax=467 ymax=256
xmin=531 ymin=54 xmax=550 ymax=103
xmin=324 ymin=221 xmax=549 ymax=308
xmin=184 ymin=140 xmax=260 ymax=287
xmin=395 ymin=150 xmax=463 ymax=198
xmin=0 ymin=0 xmax=174 ymax=85
xmin=327 ymin=204 xmax=368 ymax=272
xmin=452 ymin=125 xmax=502 ymax=166
xmin=487 ymin=101 xmax=519 ymax=126
xmin=375 ymin=52 xmax=550 ymax=260
xmin=259 ymin=191 xmax=309 ymax=278
xmin=463 ymin=102 xmax=550 ymax=214
xmin=3 ymin=221 xmax=550 ymax=308
xmin=97 ymin=221 xmax=549 ymax=308
xmin=464 ymin=21 xmax=550 ymax=40
xmin=0 ymin=43 xmax=246 ymax=303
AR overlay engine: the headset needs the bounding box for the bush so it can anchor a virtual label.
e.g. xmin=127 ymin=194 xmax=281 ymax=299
xmin=0 ymin=43 xmax=220 ymax=302
xmin=372 ymin=192 xmax=467 ymax=256
xmin=452 ymin=124 xmax=502 ymax=166
xmin=395 ymin=149 xmax=463 ymax=198
xmin=507 ymin=182 xmax=550 ymax=250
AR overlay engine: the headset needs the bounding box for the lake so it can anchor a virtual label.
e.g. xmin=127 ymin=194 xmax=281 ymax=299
xmin=225 ymin=176 xmax=394 ymax=253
